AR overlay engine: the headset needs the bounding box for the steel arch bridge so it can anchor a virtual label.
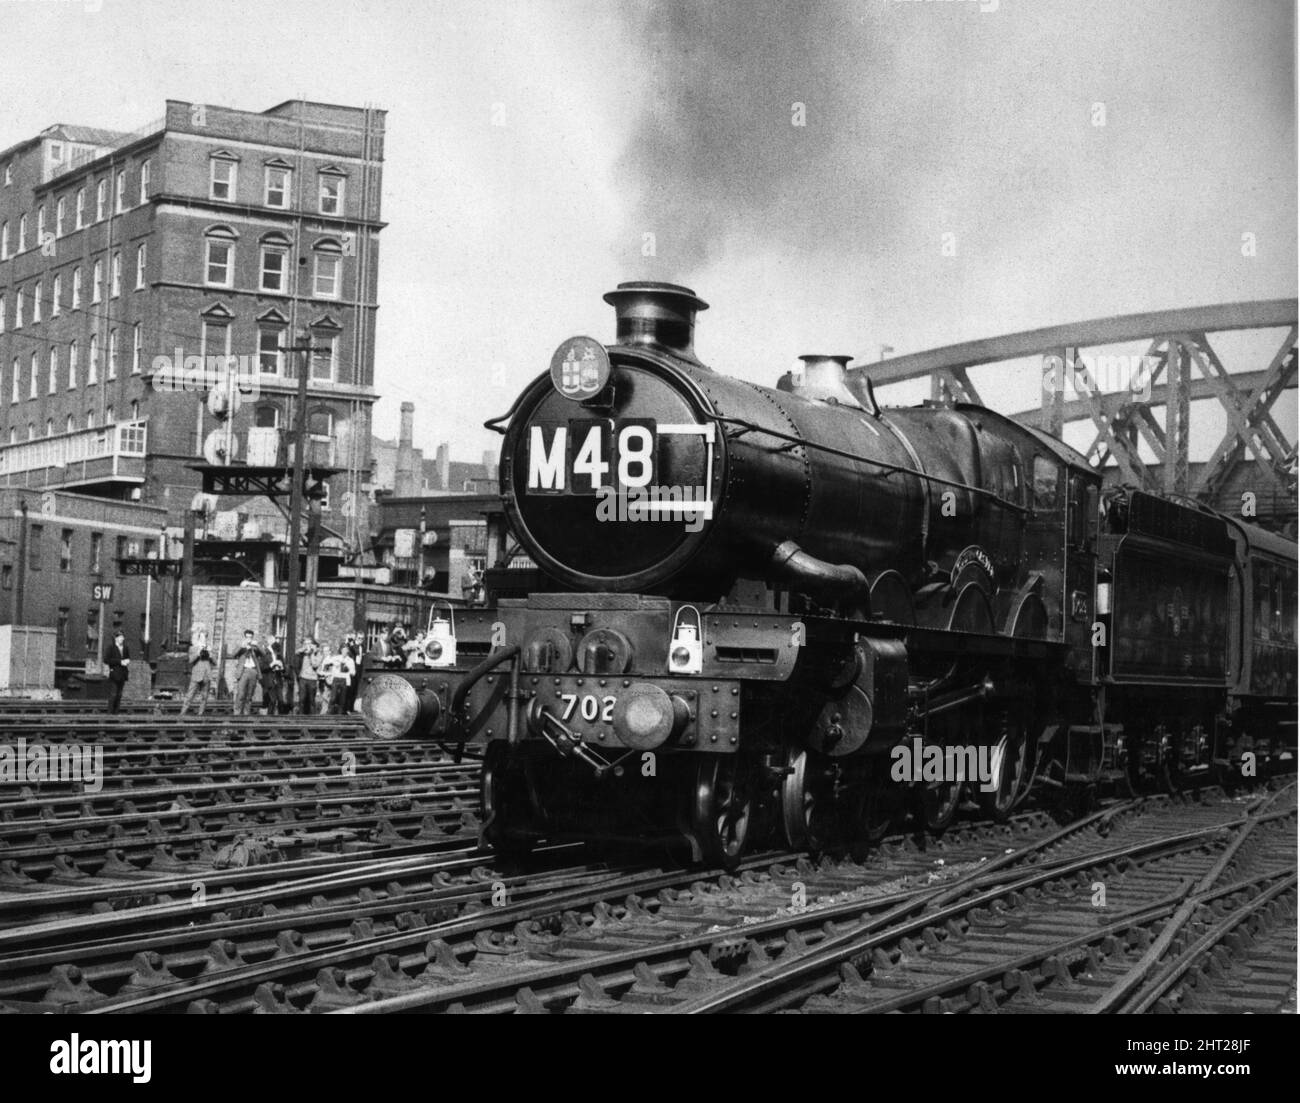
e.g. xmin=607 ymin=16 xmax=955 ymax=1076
xmin=848 ymin=299 xmax=1298 ymax=532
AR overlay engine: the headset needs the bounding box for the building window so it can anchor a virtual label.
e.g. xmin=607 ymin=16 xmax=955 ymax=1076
xmin=135 ymin=243 xmax=146 ymax=289
xmin=48 ymin=347 xmax=57 ymax=394
xmin=259 ymin=239 xmax=288 ymax=292
xmin=95 ymin=179 xmax=106 ymax=221
xmin=45 ymin=418 xmax=53 ymax=436
xmin=71 ymin=267 xmax=81 ymax=309
xmin=111 ymin=252 xmax=121 ymax=297
xmin=29 ymin=524 xmax=43 ymax=571
xmin=310 ymin=335 xmax=336 ymax=381
xmin=86 ymin=409 xmax=95 ymax=429
xmin=10 ymin=358 xmax=18 ymax=404
xmin=205 ymin=229 xmax=234 ymax=287
xmin=28 ymin=352 xmax=37 ymax=399
xmin=66 ymin=414 xmax=74 ymax=433
xmin=313 ymin=243 xmax=341 ymax=298
xmin=26 ymin=423 xmax=34 ymax=440
xmin=90 ymin=532 xmax=102 ymax=573
xmin=0 ymin=220 xmax=7 ymax=258
xmin=57 ymin=608 xmax=69 ymax=650
xmin=319 ymin=173 xmax=344 ymax=215
xmin=88 ymin=334 xmax=99 ymax=384
xmin=36 ymin=205 xmax=45 ymax=242
xmin=14 ymin=289 xmax=21 ymax=328
xmin=108 ymin=329 xmax=118 ymax=379
xmin=1 ymin=565 xmax=11 ymax=590
xmin=55 ymin=197 xmax=65 ymax=237
xmin=2 ymin=162 xmax=9 ymax=185
xmin=91 ymin=259 xmax=102 ymax=303
xmin=18 ymin=214 xmax=27 ymax=251
xmin=115 ymin=170 xmax=126 ymax=213
xmin=51 ymin=274 xmax=60 ymax=316
xmin=75 ymin=188 xmax=85 ymax=229
xmin=60 ymin=529 xmax=73 ymax=572
xmin=308 ymin=407 xmax=334 ymax=437
xmin=265 ymin=165 xmax=291 ymax=208
xmin=139 ymin=159 xmax=150 ymax=203
xmin=210 ymin=156 xmax=237 ymax=201
xmin=201 ymin=319 xmax=230 ymax=362
xmin=258 ymin=326 xmax=284 ymax=374
xmin=0 ymin=295 xmax=4 ymax=333
xmin=106 ymin=404 xmax=114 ymax=423
xmin=32 ymin=281 xmax=40 ymax=323
xmin=68 ymin=340 xmax=78 ymax=388
xmin=132 ymin=324 xmax=142 ymax=374
xmin=130 ymin=400 xmax=139 ymax=420
xmin=254 ymin=403 xmax=280 ymax=428
xmin=85 ymin=607 xmax=98 ymax=653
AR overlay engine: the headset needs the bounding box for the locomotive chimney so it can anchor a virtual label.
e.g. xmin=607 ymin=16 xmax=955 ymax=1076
xmin=603 ymin=281 xmax=709 ymax=362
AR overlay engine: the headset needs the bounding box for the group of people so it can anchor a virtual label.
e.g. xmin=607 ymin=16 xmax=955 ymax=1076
xmin=373 ymin=623 xmax=442 ymax=669
xmin=178 ymin=626 xmax=363 ymax=716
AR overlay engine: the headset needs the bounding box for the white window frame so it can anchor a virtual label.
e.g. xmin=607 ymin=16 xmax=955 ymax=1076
xmin=110 ymin=252 xmax=121 ymax=298
xmin=135 ymin=243 xmax=146 ymax=289
xmin=68 ymin=340 xmax=78 ymax=389
xmin=259 ymin=244 xmax=288 ymax=293
xmin=205 ymin=237 xmax=233 ymax=287
xmin=265 ymin=166 xmax=291 ymax=209
xmin=88 ymin=334 xmax=99 ymax=384
xmin=29 ymin=352 xmax=38 ymax=399
xmin=9 ymin=358 xmax=18 ymax=404
xmin=115 ymin=171 xmax=126 ymax=213
xmin=313 ymin=250 xmax=340 ymax=299
xmin=18 ymin=214 xmax=26 ymax=251
xmin=48 ymin=347 xmax=57 ymax=395
xmin=15 ymin=288 xmax=23 ymax=328
xmin=132 ymin=323 xmax=142 ymax=374
xmin=75 ymin=188 xmax=85 ymax=229
xmin=95 ymin=180 xmax=106 ymax=221
xmin=36 ymin=205 xmax=45 ymax=242
xmin=319 ymin=173 xmax=344 ymax=215
xmin=108 ymin=329 xmax=118 ymax=380
xmin=258 ymin=326 xmax=285 ymax=374
xmin=91 ymin=260 xmax=102 ymax=303
xmin=51 ymin=275 xmax=60 ymax=317
xmin=139 ymin=159 xmax=150 ymax=204
xmin=55 ymin=197 xmax=65 ymax=237
xmin=32 ymin=281 xmax=40 ymax=323
xmin=71 ymin=267 xmax=81 ymax=309
xmin=0 ymin=220 xmax=7 ymax=258
xmin=210 ymin=157 xmax=237 ymax=201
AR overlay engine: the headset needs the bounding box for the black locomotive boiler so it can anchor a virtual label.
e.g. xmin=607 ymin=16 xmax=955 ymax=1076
xmin=360 ymin=282 xmax=1297 ymax=867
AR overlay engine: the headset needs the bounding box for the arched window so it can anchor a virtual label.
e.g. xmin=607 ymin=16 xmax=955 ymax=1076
xmin=313 ymin=238 xmax=342 ymax=299
xmin=254 ymin=404 xmax=281 ymax=429
xmin=259 ymin=232 xmax=291 ymax=293
xmin=204 ymin=225 xmax=237 ymax=287
xmin=307 ymin=407 xmax=334 ymax=438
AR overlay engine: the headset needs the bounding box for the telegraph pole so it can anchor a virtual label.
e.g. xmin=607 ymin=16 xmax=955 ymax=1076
xmin=282 ymin=331 xmax=325 ymax=678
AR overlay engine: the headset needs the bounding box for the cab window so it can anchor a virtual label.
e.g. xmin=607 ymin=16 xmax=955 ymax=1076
xmin=1032 ymin=455 xmax=1059 ymax=512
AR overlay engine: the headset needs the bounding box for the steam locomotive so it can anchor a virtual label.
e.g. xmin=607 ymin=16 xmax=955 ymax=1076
xmin=361 ymin=282 xmax=1297 ymax=867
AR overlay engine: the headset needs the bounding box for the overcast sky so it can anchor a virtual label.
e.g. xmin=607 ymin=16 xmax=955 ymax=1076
xmin=1 ymin=0 xmax=1295 ymax=465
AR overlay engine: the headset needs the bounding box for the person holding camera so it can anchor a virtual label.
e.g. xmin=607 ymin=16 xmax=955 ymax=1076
xmin=232 ymin=629 xmax=263 ymax=715
xmin=180 ymin=625 xmax=214 ymax=716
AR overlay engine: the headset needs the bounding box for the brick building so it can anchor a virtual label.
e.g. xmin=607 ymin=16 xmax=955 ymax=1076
xmin=0 ymin=487 xmax=169 ymax=674
xmin=0 ymin=99 xmax=386 ymax=561
xmin=370 ymin=493 xmax=499 ymax=596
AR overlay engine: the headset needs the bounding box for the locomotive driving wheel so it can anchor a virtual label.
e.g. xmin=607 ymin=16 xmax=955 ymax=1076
xmin=978 ymin=715 xmax=1030 ymax=822
xmin=919 ymin=746 xmax=962 ymax=833
xmin=691 ymin=755 xmax=754 ymax=870
xmin=781 ymin=747 xmax=842 ymax=853
xmin=480 ymin=742 xmax=537 ymax=860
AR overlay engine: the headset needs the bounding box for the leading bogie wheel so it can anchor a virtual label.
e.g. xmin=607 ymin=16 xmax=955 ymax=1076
xmin=691 ymin=755 xmax=754 ymax=871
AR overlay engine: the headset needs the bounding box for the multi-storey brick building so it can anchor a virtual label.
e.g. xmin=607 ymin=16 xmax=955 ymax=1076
xmin=0 ymin=99 xmax=386 ymax=559
xmin=0 ymin=487 xmax=169 ymax=674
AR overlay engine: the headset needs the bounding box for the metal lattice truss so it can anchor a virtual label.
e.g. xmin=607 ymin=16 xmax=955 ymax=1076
xmin=847 ymin=299 xmax=1298 ymax=506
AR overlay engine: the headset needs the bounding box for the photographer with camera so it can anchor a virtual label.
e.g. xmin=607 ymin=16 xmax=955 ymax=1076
xmin=180 ymin=624 xmax=214 ymax=717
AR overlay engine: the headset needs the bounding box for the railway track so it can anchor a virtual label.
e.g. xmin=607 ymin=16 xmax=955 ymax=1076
xmin=2 ymin=785 xmax=1274 ymax=1015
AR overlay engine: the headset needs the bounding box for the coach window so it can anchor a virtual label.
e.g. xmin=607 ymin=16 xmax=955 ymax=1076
xmin=1031 ymin=455 xmax=1059 ymax=512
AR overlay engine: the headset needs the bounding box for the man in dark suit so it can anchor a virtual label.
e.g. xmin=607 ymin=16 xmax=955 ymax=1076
xmin=104 ymin=631 xmax=130 ymax=714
